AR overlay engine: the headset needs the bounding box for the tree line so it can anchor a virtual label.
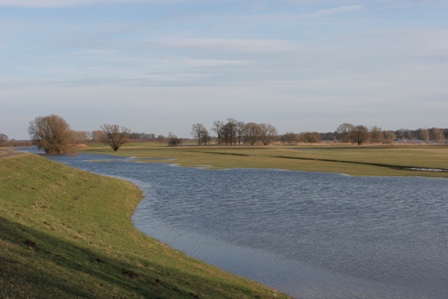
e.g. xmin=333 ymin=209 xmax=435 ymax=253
xmin=3 ymin=114 xmax=447 ymax=154
xmin=190 ymin=121 xmax=447 ymax=146
xmin=331 ymin=124 xmax=447 ymax=145
xmin=0 ymin=133 xmax=33 ymax=147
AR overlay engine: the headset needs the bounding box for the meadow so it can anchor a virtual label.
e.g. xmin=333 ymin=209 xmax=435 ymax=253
xmin=0 ymin=152 xmax=289 ymax=299
xmin=86 ymin=142 xmax=448 ymax=178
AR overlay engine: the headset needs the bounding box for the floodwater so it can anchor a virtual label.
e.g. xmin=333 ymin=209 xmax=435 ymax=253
xmin=42 ymin=152 xmax=448 ymax=299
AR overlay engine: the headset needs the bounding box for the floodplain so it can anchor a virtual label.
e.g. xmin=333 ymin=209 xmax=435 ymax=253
xmin=86 ymin=142 xmax=448 ymax=178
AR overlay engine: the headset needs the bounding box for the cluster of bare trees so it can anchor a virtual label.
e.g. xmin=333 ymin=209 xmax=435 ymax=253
xmin=399 ymin=127 xmax=446 ymax=143
xmin=278 ymin=125 xmax=447 ymax=145
xmin=191 ymin=123 xmax=211 ymax=145
xmin=72 ymin=130 xmax=159 ymax=144
xmin=333 ymin=123 xmax=396 ymax=145
xmin=333 ymin=123 xmax=447 ymax=145
xmin=0 ymin=133 xmax=32 ymax=147
xmin=191 ymin=118 xmax=278 ymax=146
xmin=281 ymin=132 xmax=322 ymax=144
xmin=128 ymin=132 xmax=156 ymax=140
xmin=334 ymin=124 xmax=371 ymax=145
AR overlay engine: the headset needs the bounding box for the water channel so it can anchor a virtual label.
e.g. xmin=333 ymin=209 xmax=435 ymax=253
xmin=41 ymin=152 xmax=448 ymax=299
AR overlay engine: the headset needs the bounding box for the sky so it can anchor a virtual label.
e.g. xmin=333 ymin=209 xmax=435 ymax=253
xmin=1 ymin=0 xmax=447 ymax=140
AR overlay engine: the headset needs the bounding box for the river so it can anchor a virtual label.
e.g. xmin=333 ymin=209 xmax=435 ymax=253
xmin=40 ymin=152 xmax=448 ymax=299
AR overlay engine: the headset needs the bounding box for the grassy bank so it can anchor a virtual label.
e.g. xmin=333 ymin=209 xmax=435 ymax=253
xmin=86 ymin=143 xmax=448 ymax=178
xmin=0 ymin=152 xmax=289 ymax=299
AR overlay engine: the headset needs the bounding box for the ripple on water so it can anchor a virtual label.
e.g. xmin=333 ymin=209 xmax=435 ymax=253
xmin=42 ymin=154 xmax=448 ymax=299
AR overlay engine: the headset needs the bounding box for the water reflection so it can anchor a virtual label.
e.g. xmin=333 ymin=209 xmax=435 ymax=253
xmin=38 ymin=152 xmax=448 ymax=299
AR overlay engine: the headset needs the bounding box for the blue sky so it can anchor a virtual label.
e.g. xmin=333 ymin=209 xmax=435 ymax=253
xmin=1 ymin=0 xmax=447 ymax=139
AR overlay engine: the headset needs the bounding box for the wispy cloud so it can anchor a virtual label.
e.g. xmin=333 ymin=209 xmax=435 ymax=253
xmin=310 ymin=5 xmax=362 ymax=17
xmin=184 ymin=59 xmax=251 ymax=68
xmin=0 ymin=0 xmax=162 ymax=8
xmin=161 ymin=38 xmax=301 ymax=53
xmin=210 ymin=5 xmax=362 ymax=21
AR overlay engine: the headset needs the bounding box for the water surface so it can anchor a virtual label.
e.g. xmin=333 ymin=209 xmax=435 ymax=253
xmin=43 ymin=152 xmax=448 ymax=299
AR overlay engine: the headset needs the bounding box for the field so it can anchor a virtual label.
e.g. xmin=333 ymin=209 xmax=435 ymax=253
xmin=85 ymin=143 xmax=448 ymax=178
xmin=0 ymin=152 xmax=289 ymax=299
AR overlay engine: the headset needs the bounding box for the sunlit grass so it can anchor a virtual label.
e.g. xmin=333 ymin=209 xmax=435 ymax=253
xmin=85 ymin=143 xmax=448 ymax=178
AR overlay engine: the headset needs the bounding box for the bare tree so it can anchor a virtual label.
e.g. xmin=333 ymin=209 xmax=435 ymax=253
xmin=211 ymin=120 xmax=224 ymax=145
xmin=281 ymin=132 xmax=299 ymax=144
xmin=419 ymin=128 xmax=430 ymax=143
xmin=300 ymin=132 xmax=321 ymax=143
xmin=191 ymin=123 xmax=208 ymax=145
xmin=0 ymin=133 xmax=8 ymax=146
xmin=91 ymin=130 xmax=106 ymax=143
xmin=221 ymin=118 xmax=238 ymax=145
xmin=396 ymin=128 xmax=415 ymax=143
xmin=73 ymin=131 xmax=90 ymax=144
xmin=236 ymin=121 xmax=246 ymax=145
xmin=168 ymin=132 xmax=181 ymax=146
xmin=431 ymin=128 xmax=445 ymax=143
xmin=28 ymin=114 xmax=75 ymax=154
xmin=350 ymin=125 xmax=369 ymax=145
xmin=405 ymin=129 xmax=415 ymax=141
xmin=244 ymin=122 xmax=261 ymax=145
xmin=220 ymin=123 xmax=231 ymax=145
xmin=101 ymin=124 xmax=131 ymax=151
xmin=259 ymin=123 xmax=278 ymax=145
xmin=383 ymin=130 xmax=396 ymax=144
xmin=335 ymin=123 xmax=355 ymax=143
xmin=369 ymin=126 xmax=383 ymax=144
xmin=201 ymin=129 xmax=211 ymax=145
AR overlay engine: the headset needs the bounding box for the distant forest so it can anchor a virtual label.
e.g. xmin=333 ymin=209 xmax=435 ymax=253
xmin=124 ymin=122 xmax=448 ymax=146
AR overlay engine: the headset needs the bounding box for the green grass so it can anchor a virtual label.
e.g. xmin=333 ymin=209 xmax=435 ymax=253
xmin=86 ymin=143 xmax=448 ymax=178
xmin=0 ymin=152 xmax=290 ymax=299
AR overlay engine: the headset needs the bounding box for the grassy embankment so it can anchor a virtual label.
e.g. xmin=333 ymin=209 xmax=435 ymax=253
xmin=0 ymin=152 xmax=290 ymax=299
xmin=86 ymin=143 xmax=448 ymax=178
